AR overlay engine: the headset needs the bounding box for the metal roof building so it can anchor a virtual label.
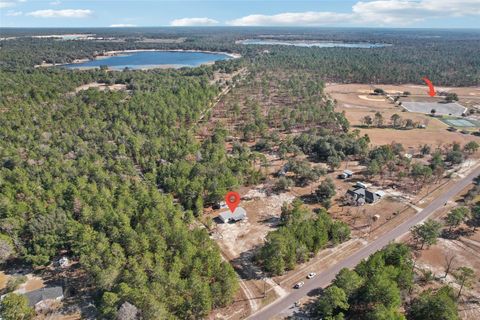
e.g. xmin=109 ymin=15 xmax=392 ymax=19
xmin=218 ymin=207 xmax=247 ymax=223
xmin=24 ymin=286 xmax=64 ymax=307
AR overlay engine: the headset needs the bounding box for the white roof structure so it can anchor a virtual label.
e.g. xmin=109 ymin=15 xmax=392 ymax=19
xmin=402 ymin=101 xmax=467 ymax=117
xmin=218 ymin=207 xmax=247 ymax=223
xmin=356 ymin=181 xmax=368 ymax=189
xmin=58 ymin=257 xmax=69 ymax=268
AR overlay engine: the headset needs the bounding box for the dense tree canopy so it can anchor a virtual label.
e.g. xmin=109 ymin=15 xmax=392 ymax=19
xmin=258 ymin=200 xmax=350 ymax=275
xmin=0 ymin=63 xmax=246 ymax=318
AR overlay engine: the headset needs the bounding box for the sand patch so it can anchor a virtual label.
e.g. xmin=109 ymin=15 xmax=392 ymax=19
xmin=385 ymin=90 xmax=403 ymax=94
xmin=0 ymin=271 xmax=8 ymax=290
xmin=358 ymin=95 xmax=385 ymax=102
xmin=13 ymin=274 xmax=44 ymax=294
xmin=342 ymin=103 xmax=369 ymax=109
xmin=74 ymin=82 xmax=127 ymax=93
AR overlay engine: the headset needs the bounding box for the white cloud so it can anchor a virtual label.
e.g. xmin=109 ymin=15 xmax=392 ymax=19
xmin=26 ymin=9 xmax=92 ymax=18
xmin=228 ymin=11 xmax=351 ymax=26
xmin=6 ymin=10 xmax=22 ymax=16
xmin=170 ymin=17 xmax=219 ymax=26
xmin=0 ymin=0 xmax=27 ymax=9
xmin=109 ymin=24 xmax=137 ymax=27
xmin=227 ymin=0 xmax=480 ymax=26
xmin=352 ymin=0 xmax=480 ymax=25
xmin=0 ymin=1 xmax=15 ymax=8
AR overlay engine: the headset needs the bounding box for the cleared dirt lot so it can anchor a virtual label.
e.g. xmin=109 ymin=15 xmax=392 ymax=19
xmin=326 ymin=83 xmax=480 ymax=148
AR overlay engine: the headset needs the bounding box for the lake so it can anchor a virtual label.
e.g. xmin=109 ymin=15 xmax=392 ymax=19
xmin=238 ymin=39 xmax=390 ymax=48
xmin=64 ymin=50 xmax=233 ymax=70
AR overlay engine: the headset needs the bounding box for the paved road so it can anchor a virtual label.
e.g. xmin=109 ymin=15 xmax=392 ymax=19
xmin=248 ymin=166 xmax=480 ymax=320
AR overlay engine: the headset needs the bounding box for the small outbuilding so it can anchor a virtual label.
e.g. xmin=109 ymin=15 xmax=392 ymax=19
xmin=339 ymin=170 xmax=354 ymax=179
xmin=218 ymin=207 xmax=247 ymax=223
xmin=57 ymin=257 xmax=69 ymax=268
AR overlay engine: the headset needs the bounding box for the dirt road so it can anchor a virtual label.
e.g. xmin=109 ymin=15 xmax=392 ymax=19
xmin=248 ymin=165 xmax=480 ymax=320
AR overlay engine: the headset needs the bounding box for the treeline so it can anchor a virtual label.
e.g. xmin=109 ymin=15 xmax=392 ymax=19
xmin=250 ymin=39 xmax=480 ymax=86
xmin=0 ymin=66 xmax=250 ymax=318
xmin=313 ymin=243 xmax=460 ymax=320
xmin=2 ymin=28 xmax=480 ymax=86
xmin=256 ymin=200 xmax=350 ymax=275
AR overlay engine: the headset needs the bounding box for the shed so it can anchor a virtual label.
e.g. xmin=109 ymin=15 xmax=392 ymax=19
xmin=218 ymin=207 xmax=247 ymax=223
xmin=339 ymin=170 xmax=354 ymax=179
xmin=58 ymin=257 xmax=69 ymax=268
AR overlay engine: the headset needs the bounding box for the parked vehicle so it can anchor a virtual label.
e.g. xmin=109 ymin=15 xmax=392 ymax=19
xmin=294 ymin=281 xmax=304 ymax=289
xmin=307 ymin=272 xmax=316 ymax=279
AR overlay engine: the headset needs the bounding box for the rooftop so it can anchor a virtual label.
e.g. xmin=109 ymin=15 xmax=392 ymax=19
xmin=402 ymin=101 xmax=466 ymax=117
xmin=218 ymin=207 xmax=247 ymax=223
xmin=24 ymin=287 xmax=63 ymax=306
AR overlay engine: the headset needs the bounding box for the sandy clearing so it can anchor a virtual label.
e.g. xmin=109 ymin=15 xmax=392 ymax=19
xmin=358 ymin=95 xmax=385 ymax=102
xmin=74 ymin=82 xmax=127 ymax=93
xmin=215 ymin=191 xmax=295 ymax=258
xmin=326 ymin=83 xmax=480 ymax=148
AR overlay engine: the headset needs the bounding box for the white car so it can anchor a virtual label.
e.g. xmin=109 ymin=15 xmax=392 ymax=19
xmin=307 ymin=272 xmax=316 ymax=279
xmin=294 ymin=281 xmax=304 ymax=289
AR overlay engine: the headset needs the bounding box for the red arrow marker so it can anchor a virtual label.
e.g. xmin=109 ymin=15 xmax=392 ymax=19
xmin=225 ymin=191 xmax=240 ymax=213
xmin=422 ymin=77 xmax=436 ymax=97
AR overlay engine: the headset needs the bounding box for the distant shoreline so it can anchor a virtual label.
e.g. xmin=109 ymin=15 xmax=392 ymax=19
xmin=35 ymin=49 xmax=241 ymax=69
xmin=102 ymin=49 xmax=242 ymax=59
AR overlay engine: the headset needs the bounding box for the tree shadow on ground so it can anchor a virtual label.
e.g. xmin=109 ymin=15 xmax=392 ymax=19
xmin=230 ymin=246 xmax=265 ymax=281
xmin=258 ymin=215 xmax=281 ymax=226
xmin=441 ymin=227 xmax=474 ymax=240
xmin=286 ymin=294 xmax=319 ymax=319
xmin=299 ymin=193 xmax=318 ymax=204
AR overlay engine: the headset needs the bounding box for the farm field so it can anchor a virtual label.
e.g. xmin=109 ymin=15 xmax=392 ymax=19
xmin=326 ymin=83 xmax=480 ymax=147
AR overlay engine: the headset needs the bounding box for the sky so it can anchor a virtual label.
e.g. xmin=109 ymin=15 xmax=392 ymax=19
xmin=0 ymin=0 xmax=479 ymax=28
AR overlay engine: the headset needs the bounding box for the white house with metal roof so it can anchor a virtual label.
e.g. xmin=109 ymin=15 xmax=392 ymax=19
xmin=218 ymin=207 xmax=247 ymax=223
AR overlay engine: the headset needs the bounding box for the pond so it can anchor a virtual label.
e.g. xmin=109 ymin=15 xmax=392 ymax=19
xmin=238 ymin=39 xmax=390 ymax=48
xmin=64 ymin=50 xmax=234 ymax=70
